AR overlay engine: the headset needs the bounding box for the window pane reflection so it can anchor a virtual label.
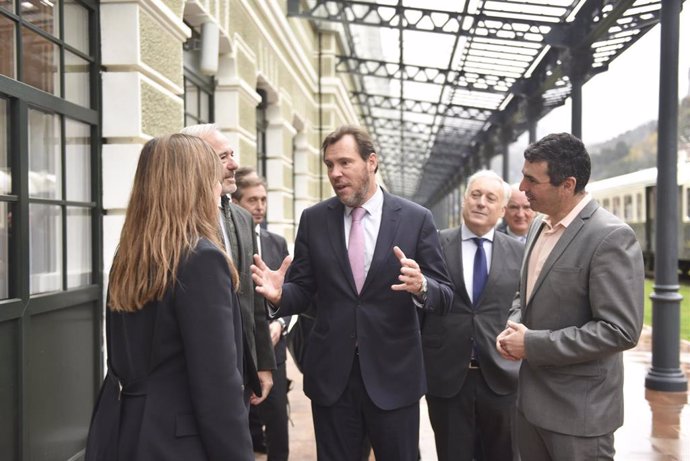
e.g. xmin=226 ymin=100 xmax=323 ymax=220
xmin=0 ymin=98 xmax=9 ymax=194
xmin=30 ymin=204 xmax=62 ymax=294
xmin=0 ymin=15 xmax=15 ymax=79
xmin=63 ymin=0 xmax=89 ymax=55
xmin=28 ymin=109 xmax=61 ymax=199
xmin=0 ymin=202 xmax=10 ymax=299
xmin=65 ymin=118 xmax=90 ymax=202
xmin=20 ymin=0 xmax=59 ymax=37
xmin=200 ymin=91 xmax=210 ymax=123
xmin=185 ymin=78 xmax=199 ymax=119
xmin=21 ymin=26 xmax=60 ymax=96
xmin=66 ymin=207 xmax=90 ymax=288
xmin=64 ymin=51 xmax=90 ymax=106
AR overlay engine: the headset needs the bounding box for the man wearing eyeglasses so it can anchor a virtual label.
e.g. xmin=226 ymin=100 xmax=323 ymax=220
xmin=496 ymin=184 xmax=534 ymax=244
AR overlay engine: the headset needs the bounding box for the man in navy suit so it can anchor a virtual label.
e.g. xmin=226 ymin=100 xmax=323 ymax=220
xmin=422 ymin=170 xmax=523 ymax=461
xmin=252 ymin=125 xmax=454 ymax=461
xmin=233 ymin=167 xmax=291 ymax=461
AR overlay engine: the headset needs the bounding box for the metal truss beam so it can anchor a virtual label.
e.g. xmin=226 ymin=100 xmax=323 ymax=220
xmin=287 ymin=0 xmax=558 ymax=36
xmin=364 ymin=117 xmax=435 ymax=136
xmin=287 ymin=0 xmax=675 ymax=207
xmin=351 ymin=92 xmax=494 ymax=120
xmin=337 ymin=56 xmax=511 ymax=93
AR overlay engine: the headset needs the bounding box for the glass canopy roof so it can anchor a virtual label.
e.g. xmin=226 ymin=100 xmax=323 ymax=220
xmin=288 ymin=0 xmax=678 ymax=205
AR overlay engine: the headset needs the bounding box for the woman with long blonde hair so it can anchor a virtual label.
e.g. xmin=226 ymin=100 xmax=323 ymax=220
xmin=85 ymin=134 xmax=253 ymax=461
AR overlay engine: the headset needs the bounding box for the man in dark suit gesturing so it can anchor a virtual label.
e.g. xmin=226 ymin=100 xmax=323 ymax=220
xmin=423 ymin=170 xmax=523 ymax=461
xmin=497 ymin=133 xmax=644 ymax=460
xmin=252 ymin=125 xmax=454 ymax=461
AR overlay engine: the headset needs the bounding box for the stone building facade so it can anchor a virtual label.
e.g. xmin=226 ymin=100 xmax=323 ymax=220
xmin=0 ymin=0 xmax=362 ymax=457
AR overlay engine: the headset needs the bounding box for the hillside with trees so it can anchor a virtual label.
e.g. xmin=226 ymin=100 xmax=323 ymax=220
xmin=589 ymin=95 xmax=690 ymax=180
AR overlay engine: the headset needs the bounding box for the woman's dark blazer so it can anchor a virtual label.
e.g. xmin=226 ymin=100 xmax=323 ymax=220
xmin=85 ymin=238 xmax=253 ymax=461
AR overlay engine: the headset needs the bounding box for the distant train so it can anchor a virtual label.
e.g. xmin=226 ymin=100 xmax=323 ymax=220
xmin=586 ymin=152 xmax=690 ymax=277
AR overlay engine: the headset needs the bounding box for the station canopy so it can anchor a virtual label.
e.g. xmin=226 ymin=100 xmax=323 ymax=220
xmin=288 ymin=0 xmax=677 ymax=206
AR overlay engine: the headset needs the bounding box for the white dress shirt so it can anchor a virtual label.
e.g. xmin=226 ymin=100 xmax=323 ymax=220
xmin=255 ymin=224 xmax=262 ymax=258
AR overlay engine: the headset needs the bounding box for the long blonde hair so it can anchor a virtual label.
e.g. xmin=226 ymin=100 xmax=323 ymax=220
xmin=108 ymin=133 xmax=238 ymax=312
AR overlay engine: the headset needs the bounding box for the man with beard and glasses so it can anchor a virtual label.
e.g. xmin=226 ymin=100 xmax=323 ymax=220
xmin=251 ymin=125 xmax=454 ymax=461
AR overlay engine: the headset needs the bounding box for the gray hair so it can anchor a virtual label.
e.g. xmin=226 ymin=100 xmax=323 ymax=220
xmin=180 ymin=123 xmax=220 ymax=138
xmin=464 ymin=170 xmax=511 ymax=206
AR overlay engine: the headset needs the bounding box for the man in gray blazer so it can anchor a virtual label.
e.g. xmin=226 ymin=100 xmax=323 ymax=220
xmin=182 ymin=124 xmax=276 ymax=405
xmin=422 ymin=170 xmax=523 ymax=461
xmin=497 ymin=132 xmax=644 ymax=460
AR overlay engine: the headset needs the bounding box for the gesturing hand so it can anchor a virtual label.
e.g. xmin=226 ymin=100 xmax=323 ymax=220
xmin=251 ymin=254 xmax=292 ymax=306
xmin=391 ymin=246 xmax=426 ymax=296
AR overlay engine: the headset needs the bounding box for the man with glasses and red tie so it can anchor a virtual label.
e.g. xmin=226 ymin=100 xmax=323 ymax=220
xmin=251 ymin=125 xmax=453 ymax=461
xmin=422 ymin=170 xmax=524 ymax=461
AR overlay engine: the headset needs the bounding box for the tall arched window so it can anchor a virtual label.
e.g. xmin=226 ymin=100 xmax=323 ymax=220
xmin=183 ymin=25 xmax=214 ymax=126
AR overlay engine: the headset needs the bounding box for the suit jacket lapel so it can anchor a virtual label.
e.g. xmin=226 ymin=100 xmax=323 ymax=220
xmin=527 ymin=200 xmax=598 ymax=304
xmin=484 ymin=234 xmax=510 ymax=304
xmin=326 ymin=199 xmax=357 ymax=292
xmin=259 ymin=228 xmax=271 ymax=265
xmin=363 ymin=192 xmax=401 ymax=293
xmin=521 ymin=215 xmax=544 ymax=307
xmin=441 ymin=228 xmax=471 ymax=307
xmin=223 ymin=203 xmax=243 ymax=267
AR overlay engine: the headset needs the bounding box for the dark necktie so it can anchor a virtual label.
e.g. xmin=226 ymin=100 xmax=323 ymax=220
xmin=348 ymin=207 xmax=366 ymax=293
xmin=472 ymin=237 xmax=488 ymax=307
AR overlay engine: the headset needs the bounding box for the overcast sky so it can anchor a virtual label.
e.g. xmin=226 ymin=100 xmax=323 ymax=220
xmin=495 ymin=6 xmax=690 ymax=182
xmin=534 ymin=5 xmax=690 ymax=145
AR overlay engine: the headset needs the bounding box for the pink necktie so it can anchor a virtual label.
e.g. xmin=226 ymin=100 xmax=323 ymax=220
xmin=348 ymin=207 xmax=366 ymax=293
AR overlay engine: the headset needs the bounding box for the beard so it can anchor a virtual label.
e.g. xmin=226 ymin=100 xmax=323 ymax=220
xmin=337 ymin=172 xmax=371 ymax=208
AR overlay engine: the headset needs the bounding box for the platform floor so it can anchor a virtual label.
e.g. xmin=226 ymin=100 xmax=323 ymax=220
xmin=257 ymin=327 xmax=689 ymax=460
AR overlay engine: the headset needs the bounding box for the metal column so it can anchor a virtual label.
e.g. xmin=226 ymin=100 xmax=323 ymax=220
xmin=645 ymin=0 xmax=688 ymax=393
xmin=527 ymin=96 xmax=542 ymax=144
xmin=501 ymin=125 xmax=512 ymax=181
xmin=569 ymin=50 xmax=588 ymax=140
